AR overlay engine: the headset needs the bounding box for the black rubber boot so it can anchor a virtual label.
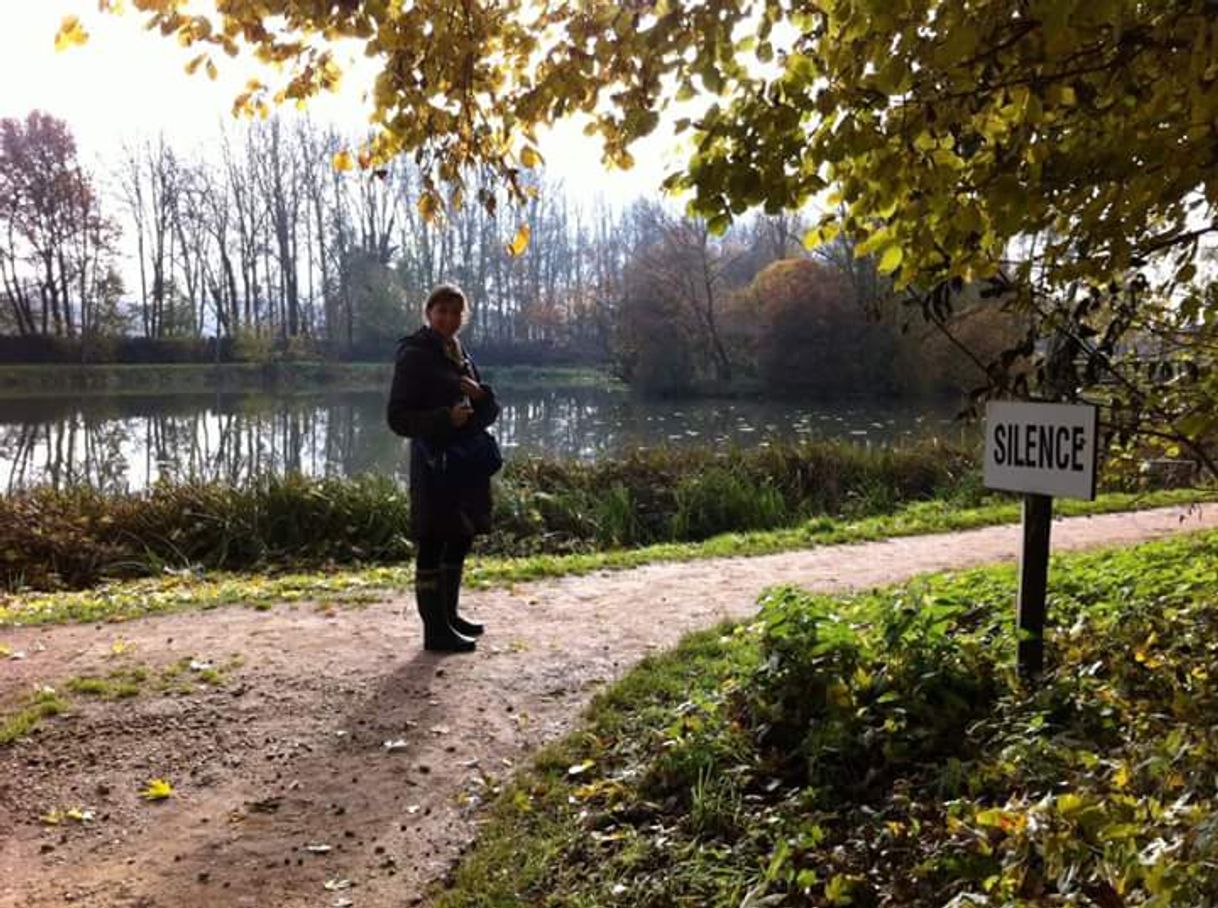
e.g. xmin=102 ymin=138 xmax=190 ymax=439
xmin=416 ymin=568 xmax=475 ymax=653
xmin=441 ymin=562 xmax=484 ymax=637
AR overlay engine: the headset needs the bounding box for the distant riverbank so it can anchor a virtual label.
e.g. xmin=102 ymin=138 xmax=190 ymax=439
xmin=0 ymin=362 xmax=615 ymax=397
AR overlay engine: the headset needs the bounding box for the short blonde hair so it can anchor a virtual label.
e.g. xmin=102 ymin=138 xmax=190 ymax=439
xmin=423 ymin=283 xmax=469 ymax=326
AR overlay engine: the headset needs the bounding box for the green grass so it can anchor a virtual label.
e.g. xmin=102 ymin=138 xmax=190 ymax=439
xmin=0 ymin=656 xmax=240 ymax=745
xmin=0 ymin=487 xmax=1209 ymax=628
xmin=0 ymin=362 xmax=392 ymax=396
xmin=0 ymin=689 xmax=69 ymax=745
xmin=0 ymin=362 xmax=613 ymax=397
xmin=436 ymin=528 xmax=1218 ymax=906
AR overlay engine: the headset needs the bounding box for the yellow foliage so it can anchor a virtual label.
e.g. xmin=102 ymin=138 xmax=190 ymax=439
xmin=90 ymin=0 xmax=1218 ymax=332
xmin=507 ymin=224 xmax=531 ymax=257
xmin=54 ymin=16 xmax=89 ymax=52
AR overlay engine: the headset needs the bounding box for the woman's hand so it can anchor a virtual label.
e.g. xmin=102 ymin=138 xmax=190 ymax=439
xmin=460 ymin=376 xmax=488 ymax=401
xmin=449 ymin=401 xmax=474 ymax=427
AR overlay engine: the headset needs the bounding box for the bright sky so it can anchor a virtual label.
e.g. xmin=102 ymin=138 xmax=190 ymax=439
xmin=0 ymin=1 xmax=683 ymax=206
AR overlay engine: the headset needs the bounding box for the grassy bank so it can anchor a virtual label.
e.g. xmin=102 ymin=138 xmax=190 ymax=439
xmin=0 ymin=362 xmax=390 ymax=396
xmin=0 ymin=362 xmax=611 ymax=396
xmin=437 ymin=529 xmax=1218 ymax=906
xmin=1 ymin=440 xmax=980 ymax=592
xmin=0 ymin=487 xmax=1208 ymax=627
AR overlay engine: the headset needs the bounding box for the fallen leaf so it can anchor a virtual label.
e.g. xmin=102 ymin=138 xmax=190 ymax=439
xmin=140 ymin=779 xmax=174 ymax=801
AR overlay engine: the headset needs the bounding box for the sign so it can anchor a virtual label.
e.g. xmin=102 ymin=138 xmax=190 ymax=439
xmin=983 ymin=400 xmax=1100 ymax=680
xmin=984 ymin=401 xmax=1098 ymax=501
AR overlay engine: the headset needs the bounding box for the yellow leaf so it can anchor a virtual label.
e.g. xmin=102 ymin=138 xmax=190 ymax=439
xmin=507 ymin=224 xmax=531 ymax=257
xmin=140 ymin=778 xmax=174 ymax=801
xmin=332 ymin=151 xmax=355 ymax=172
xmin=803 ymin=222 xmax=840 ymax=250
xmin=878 ymin=243 xmax=904 ymax=274
xmin=417 ymin=192 xmax=439 ymax=222
xmin=205 ymin=59 xmax=218 ymax=81
xmin=54 ymin=15 xmax=89 ymax=53
xmin=521 ymin=146 xmax=544 ymax=169
xmin=1056 ymin=793 xmax=1085 ymax=816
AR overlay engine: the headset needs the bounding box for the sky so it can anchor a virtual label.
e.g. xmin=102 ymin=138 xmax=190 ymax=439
xmin=0 ymin=0 xmax=685 ymax=206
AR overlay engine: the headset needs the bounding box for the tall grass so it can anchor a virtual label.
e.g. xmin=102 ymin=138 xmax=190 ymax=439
xmin=1 ymin=473 xmax=412 ymax=591
xmin=489 ymin=439 xmax=977 ymax=553
xmin=1 ymin=435 xmax=1139 ymax=592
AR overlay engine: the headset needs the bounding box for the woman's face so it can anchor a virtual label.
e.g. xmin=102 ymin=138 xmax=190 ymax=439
xmin=427 ymin=297 xmax=464 ymax=339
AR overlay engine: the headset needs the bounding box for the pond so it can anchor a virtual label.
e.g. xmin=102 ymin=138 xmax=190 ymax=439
xmin=0 ymin=380 xmax=965 ymax=492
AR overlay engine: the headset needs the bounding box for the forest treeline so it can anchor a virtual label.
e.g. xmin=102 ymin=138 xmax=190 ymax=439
xmin=0 ymin=110 xmax=1018 ymax=397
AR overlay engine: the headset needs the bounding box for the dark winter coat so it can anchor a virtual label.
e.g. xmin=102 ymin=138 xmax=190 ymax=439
xmin=387 ymin=326 xmax=500 ymax=540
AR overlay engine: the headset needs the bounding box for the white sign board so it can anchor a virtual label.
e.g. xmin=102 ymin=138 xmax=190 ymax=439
xmin=984 ymin=401 xmax=1098 ymax=500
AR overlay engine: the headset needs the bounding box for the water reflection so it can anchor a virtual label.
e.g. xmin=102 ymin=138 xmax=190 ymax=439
xmin=0 ymin=386 xmax=964 ymax=492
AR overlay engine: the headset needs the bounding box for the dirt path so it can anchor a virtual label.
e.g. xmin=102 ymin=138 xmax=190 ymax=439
xmin=2 ymin=504 xmax=1215 ymax=908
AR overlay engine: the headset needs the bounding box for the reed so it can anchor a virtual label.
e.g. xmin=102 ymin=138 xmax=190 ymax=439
xmin=1 ymin=437 xmax=985 ymax=591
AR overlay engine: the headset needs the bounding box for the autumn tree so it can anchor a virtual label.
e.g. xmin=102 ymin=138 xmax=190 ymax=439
xmin=0 ymin=111 xmax=120 ymax=339
xmin=745 ymin=257 xmax=903 ymax=397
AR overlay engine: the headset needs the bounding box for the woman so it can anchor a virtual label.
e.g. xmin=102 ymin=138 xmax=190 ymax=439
xmin=387 ymin=283 xmax=500 ymax=653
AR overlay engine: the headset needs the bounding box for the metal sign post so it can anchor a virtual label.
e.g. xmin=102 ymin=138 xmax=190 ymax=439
xmin=984 ymin=402 xmax=1099 ymax=681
